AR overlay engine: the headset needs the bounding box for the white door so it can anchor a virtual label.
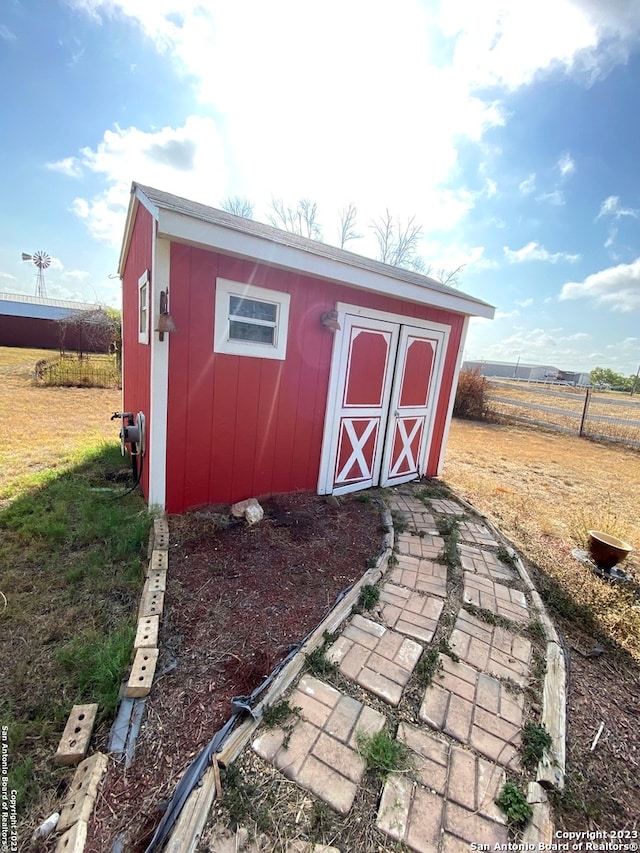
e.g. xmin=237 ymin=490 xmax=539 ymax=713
xmin=379 ymin=325 xmax=444 ymax=487
xmin=318 ymin=309 xmax=448 ymax=495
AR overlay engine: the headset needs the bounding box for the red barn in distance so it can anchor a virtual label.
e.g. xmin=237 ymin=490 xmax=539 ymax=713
xmin=118 ymin=184 xmax=494 ymax=513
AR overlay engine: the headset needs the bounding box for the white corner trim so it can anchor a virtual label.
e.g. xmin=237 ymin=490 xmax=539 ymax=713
xmin=148 ymin=237 xmax=170 ymax=509
xmin=437 ymin=314 xmax=469 ymax=475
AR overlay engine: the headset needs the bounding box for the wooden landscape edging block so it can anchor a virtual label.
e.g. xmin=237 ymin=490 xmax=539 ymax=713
xmin=138 ymin=581 xmax=165 ymax=618
xmin=57 ymin=752 xmax=108 ymax=832
xmin=150 ymin=548 xmax=168 ymax=572
xmin=164 ymin=763 xmax=219 ymax=853
xmin=125 ymin=648 xmax=159 ymax=698
xmin=55 ymin=704 xmax=98 ymax=766
xmin=134 ymin=614 xmax=160 ymax=649
xmin=147 ymin=568 xmax=167 ymax=593
xmin=522 ymin=782 xmax=554 ymax=845
xmin=538 ymin=641 xmax=566 ymax=789
xmin=54 ymin=818 xmax=88 ymax=853
xmin=154 ymin=517 xmax=170 ymax=550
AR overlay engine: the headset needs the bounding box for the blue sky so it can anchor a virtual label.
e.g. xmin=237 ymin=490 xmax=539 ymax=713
xmin=1 ymin=0 xmax=639 ymax=375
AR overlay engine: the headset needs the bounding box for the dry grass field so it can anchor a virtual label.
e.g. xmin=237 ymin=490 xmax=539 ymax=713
xmin=0 ymin=347 xmax=121 ymax=499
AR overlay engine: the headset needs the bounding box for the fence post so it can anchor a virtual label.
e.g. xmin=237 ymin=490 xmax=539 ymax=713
xmin=579 ymin=388 xmax=592 ymax=437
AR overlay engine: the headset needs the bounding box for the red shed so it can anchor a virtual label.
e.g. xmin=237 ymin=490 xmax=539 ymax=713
xmin=118 ymin=184 xmax=494 ymax=513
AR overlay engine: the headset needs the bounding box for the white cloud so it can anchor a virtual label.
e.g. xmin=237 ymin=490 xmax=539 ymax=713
xmin=515 ymin=297 xmax=534 ymax=307
xmin=504 ymin=241 xmax=581 ymax=263
xmin=596 ymin=194 xmax=639 ymax=220
xmin=519 ymin=174 xmax=537 ymax=195
xmin=536 ymin=190 xmax=565 ymax=206
xmin=46 ymin=156 xmax=84 ymax=178
xmin=559 ymin=257 xmax=640 ymax=312
xmin=495 ymin=309 xmax=521 ymax=320
xmin=0 ymin=272 xmax=16 ymax=281
xmin=49 ymin=256 xmax=64 ymax=271
xmin=557 ymin=152 xmax=576 ymax=178
xmin=65 ymin=116 xmax=228 ymax=245
xmin=561 ymin=332 xmax=591 ymax=341
xmin=0 ymin=25 xmax=16 ymax=41
xmin=64 ymin=0 xmax=640 ymax=252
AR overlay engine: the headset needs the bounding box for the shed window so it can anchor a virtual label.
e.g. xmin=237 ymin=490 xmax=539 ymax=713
xmin=138 ymin=270 xmax=150 ymax=345
xmin=215 ymin=279 xmax=290 ymax=360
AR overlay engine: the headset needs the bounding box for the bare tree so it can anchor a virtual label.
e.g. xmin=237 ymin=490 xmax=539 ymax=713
xmin=424 ymin=264 xmax=466 ymax=288
xmin=370 ymin=209 xmax=424 ymax=270
xmin=221 ymin=196 xmax=254 ymax=219
xmin=58 ymin=308 xmax=118 ymax=358
xmin=268 ymin=198 xmax=322 ymax=239
xmin=337 ymin=202 xmax=361 ymax=249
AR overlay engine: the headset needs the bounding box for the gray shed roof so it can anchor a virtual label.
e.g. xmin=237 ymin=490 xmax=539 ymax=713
xmin=120 ymin=183 xmax=495 ymax=319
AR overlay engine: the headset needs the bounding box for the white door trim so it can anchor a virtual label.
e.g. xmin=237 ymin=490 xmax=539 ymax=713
xmin=318 ymin=305 xmax=451 ymax=495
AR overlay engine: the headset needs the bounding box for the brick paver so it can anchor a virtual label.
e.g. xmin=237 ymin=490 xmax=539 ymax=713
xmin=388 ymin=554 xmax=447 ymax=598
xmin=253 ymin=675 xmax=385 ymax=815
xmin=376 ymin=723 xmax=507 ymax=851
xmin=459 ymin=543 xmax=517 ymax=582
xmin=463 ymin=572 xmax=529 ymax=624
xmin=395 ymin=532 xmax=444 ymax=559
xmin=427 ymin=498 xmax=467 ymax=516
xmin=457 ymin=521 xmax=500 ymax=547
xmin=449 ymin=609 xmax=532 ymax=687
xmin=418 ymin=654 xmax=524 ymax=769
xmin=380 ymin=583 xmax=444 ymax=643
xmin=326 ymin=615 xmax=422 ymax=706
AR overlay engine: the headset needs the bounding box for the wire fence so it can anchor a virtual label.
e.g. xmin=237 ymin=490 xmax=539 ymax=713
xmin=35 ymin=354 xmax=122 ymax=389
xmin=486 ymin=380 xmax=640 ymax=448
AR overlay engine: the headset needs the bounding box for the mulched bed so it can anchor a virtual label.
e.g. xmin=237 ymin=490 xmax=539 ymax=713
xmin=84 ymin=492 xmax=383 ymax=852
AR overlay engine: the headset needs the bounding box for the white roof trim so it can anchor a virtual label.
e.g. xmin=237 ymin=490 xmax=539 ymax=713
xmin=118 ymin=183 xmax=495 ymax=320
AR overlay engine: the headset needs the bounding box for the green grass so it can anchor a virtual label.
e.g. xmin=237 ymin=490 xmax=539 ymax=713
xmin=415 ymin=647 xmax=441 ymax=687
xmin=356 ymin=728 xmax=409 ymax=781
xmin=358 ymin=584 xmax=380 ymax=611
xmin=0 ymin=442 xmax=151 ymax=823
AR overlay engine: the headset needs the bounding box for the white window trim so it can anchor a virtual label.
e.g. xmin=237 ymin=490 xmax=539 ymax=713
xmin=138 ymin=269 xmax=150 ymax=345
xmin=214 ymin=278 xmax=290 ymax=360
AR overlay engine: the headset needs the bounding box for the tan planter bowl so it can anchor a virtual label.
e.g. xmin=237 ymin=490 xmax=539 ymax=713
xmin=588 ymin=530 xmax=633 ymax=570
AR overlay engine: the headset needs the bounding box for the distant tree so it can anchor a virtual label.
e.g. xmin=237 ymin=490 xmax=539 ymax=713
xmin=268 ymin=198 xmax=322 ymax=239
xmin=589 ymin=367 xmax=633 ymax=391
xmin=337 ymin=202 xmax=361 ymax=249
xmin=370 ymin=209 xmax=424 ymax=271
xmin=221 ymin=196 xmax=254 ymax=219
xmin=58 ymin=308 xmax=119 ymax=358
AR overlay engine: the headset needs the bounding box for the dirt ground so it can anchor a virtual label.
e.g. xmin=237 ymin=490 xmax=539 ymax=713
xmin=83 ymin=492 xmax=383 ymax=852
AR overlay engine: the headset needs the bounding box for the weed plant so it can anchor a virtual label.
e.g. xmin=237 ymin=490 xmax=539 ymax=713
xmin=415 ymin=647 xmax=441 ymax=687
xmin=453 ymin=367 xmax=488 ymax=420
xmin=356 ymin=728 xmax=409 ymax=781
xmin=358 ymin=584 xmax=380 ymax=611
xmin=521 ymin=721 xmax=553 ymax=769
xmin=496 ymin=782 xmax=532 ymax=826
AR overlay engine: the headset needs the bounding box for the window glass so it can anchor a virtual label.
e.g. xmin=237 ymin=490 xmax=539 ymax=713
xmin=229 ymin=296 xmax=277 ymax=323
xmin=229 ymin=320 xmax=276 ymax=344
xmin=139 ymin=283 xmax=148 ymax=334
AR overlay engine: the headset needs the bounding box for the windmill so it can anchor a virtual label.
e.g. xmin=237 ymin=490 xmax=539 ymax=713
xmin=21 ymin=250 xmax=51 ymax=298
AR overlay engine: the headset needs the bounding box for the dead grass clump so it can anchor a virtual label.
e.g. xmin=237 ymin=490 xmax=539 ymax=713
xmin=453 ymin=368 xmax=488 ymax=420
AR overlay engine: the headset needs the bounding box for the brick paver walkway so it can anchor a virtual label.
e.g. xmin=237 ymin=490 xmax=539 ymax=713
xmin=419 ymin=653 xmax=524 ymax=769
xmin=377 ymin=722 xmax=508 ymax=849
xmin=325 ymin=614 xmax=423 ymax=706
xmin=380 ymin=583 xmax=444 ymax=643
xmin=244 ymin=486 xmax=553 ymax=853
xmin=388 ymin=554 xmax=448 ymax=598
xmin=449 ymin=608 xmax=532 ymax=687
xmin=253 ymin=675 xmax=386 ymax=815
xmin=462 ymin=572 xmax=530 ymax=624
xmin=459 ymin=543 xmax=517 ymax=582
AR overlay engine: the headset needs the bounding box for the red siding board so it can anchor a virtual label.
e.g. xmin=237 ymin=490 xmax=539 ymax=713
xmin=122 ymin=204 xmax=153 ymax=501
xmin=160 ymin=244 xmax=464 ymax=511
